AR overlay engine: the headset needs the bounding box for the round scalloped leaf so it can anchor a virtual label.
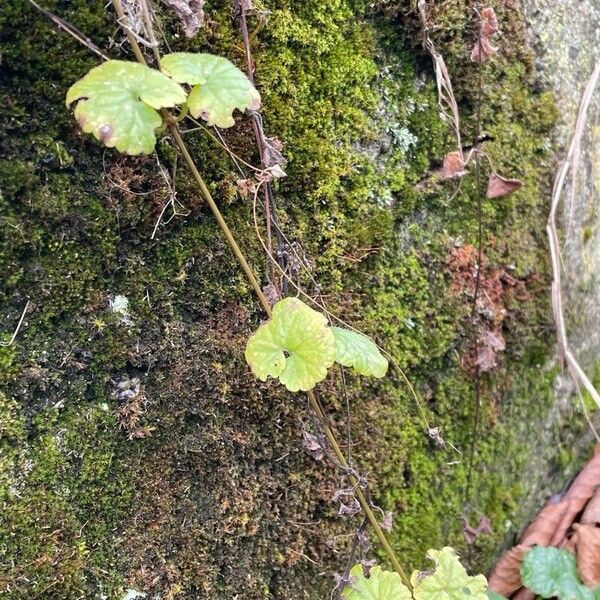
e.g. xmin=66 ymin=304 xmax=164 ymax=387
xmin=521 ymin=547 xmax=592 ymax=600
xmin=244 ymin=298 xmax=335 ymax=392
xmin=332 ymin=327 xmax=388 ymax=378
xmin=160 ymin=52 xmax=260 ymax=127
xmin=66 ymin=60 xmax=187 ymax=155
xmin=342 ymin=565 xmax=412 ymax=600
xmin=411 ymin=547 xmax=488 ymax=600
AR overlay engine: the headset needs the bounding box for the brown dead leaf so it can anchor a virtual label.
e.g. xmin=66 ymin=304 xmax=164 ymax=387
xmin=486 ymin=173 xmax=524 ymax=198
xmin=481 ymin=7 xmax=499 ymax=37
xmin=441 ymin=150 xmax=467 ymax=179
xmin=551 ymin=450 xmax=600 ymax=546
xmin=521 ymin=498 xmax=570 ymax=546
xmin=163 ymin=0 xmax=204 ymax=37
xmin=476 ymin=345 xmax=497 ymax=372
xmin=470 ymin=36 xmax=498 ymax=62
xmin=480 ymin=329 xmax=506 ymax=352
xmin=263 ymin=136 xmax=287 ymax=170
xmin=489 ymin=499 xmax=569 ymax=595
xmin=302 ymin=431 xmax=325 ymax=461
xmin=512 ymin=588 xmax=536 ymax=600
xmin=236 ymin=178 xmax=257 ymax=199
xmin=488 ymin=544 xmax=530 ymax=596
xmin=581 ymin=486 xmax=600 ymax=524
xmin=573 ymin=523 xmax=600 ymax=586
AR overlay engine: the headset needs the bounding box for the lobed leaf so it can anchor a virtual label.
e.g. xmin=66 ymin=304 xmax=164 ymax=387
xmin=411 ymin=547 xmax=488 ymax=600
xmin=66 ymin=60 xmax=186 ymax=155
xmin=332 ymin=327 xmax=388 ymax=378
xmin=244 ymin=298 xmax=335 ymax=392
xmin=161 ymin=52 xmax=260 ymax=127
xmin=342 ymin=565 xmax=411 ymax=600
xmin=521 ymin=546 xmax=593 ymax=599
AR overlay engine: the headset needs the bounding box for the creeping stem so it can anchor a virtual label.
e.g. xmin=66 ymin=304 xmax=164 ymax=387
xmin=111 ymin=0 xmax=411 ymax=589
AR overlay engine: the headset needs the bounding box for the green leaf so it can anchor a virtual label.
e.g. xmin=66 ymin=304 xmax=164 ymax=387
xmin=342 ymin=565 xmax=412 ymax=600
xmin=487 ymin=593 xmax=508 ymax=600
xmin=66 ymin=60 xmax=186 ymax=155
xmin=244 ymin=298 xmax=335 ymax=392
xmin=411 ymin=547 xmax=488 ymax=600
xmin=332 ymin=327 xmax=388 ymax=378
xmin=160 ymin=53 xmax=260 ymax=127
xmin=521 ymin=546 xmax=593 ymax=600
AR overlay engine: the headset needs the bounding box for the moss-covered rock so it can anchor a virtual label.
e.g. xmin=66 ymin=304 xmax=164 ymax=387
xmin=0 ymin=0 xmax=590 ymax=598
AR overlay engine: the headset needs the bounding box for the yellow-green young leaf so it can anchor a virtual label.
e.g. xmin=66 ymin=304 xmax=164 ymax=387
xmin=332 ymin=327 xmax=388 ymax=378
xmin=66 ymin=61 xmax=186 ymax=155
xmin=160 ymin=53 xmax=260 ymax=127
xmin=412 ymin=547 xmax=488 ymax=600
xmin=342 ymin=565 xmax=412 ymax=600
xmin=244 ymin=298 xmax=334 ymax=392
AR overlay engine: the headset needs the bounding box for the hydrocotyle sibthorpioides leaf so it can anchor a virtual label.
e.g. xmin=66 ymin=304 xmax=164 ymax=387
xmin=332 ymin=327 xmax=388 ymax=378
xmin=244 ymin=297 xmax=335 ymax=392
xmin=342 ymin=565 xmax=411 ymax=600
xmin=66 ymin=60 xmax=186 ymax=155
xmin=160 ymin=52 xmax=260 ymax=127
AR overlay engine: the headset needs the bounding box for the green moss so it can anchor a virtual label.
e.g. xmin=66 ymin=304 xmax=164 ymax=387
xmin=0 ymin=0 xmax=580 ymax=597
xmin=0 ymin=397 xmax=131 ymax=597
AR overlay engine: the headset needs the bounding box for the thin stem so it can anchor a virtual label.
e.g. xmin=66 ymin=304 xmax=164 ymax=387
xmin=307 ymin=389 xmax=412 ymax=590
xmin=464 ymin=6 xmax=485 ymax=509
xmin=168 ymin=124 xmax=272 ymax=314
xmin=27 ymin=0 xmax=109 ymax=61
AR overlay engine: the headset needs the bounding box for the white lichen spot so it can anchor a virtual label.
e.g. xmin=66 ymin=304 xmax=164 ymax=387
xmin=122 ymin=590 xmax=146 ymax=600
xmin=109 ymin=295 xmax=132 ymax=325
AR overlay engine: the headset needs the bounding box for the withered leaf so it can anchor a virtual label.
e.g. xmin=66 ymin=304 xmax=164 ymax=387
xmin=236 ymin=178 xmax=257 ymax=199
xmin=550 ymin=449 xmax=600 ymax=546
xmin=480 ymin=329 xmax=506 ymax=352
xmin=512 ymin=588 xmax=536 ymax=600
xmin=163 ymin=0 xmax=205 ymax=37
xmin=380 ymin=511 xmax=393 ymax=533
xmin=488 ymin=544 xmax=530 ymax=596
xmin=573 ymin=523 xmax=600 ymax=586
xmin=521 ymin=498 xmax=569 ymax=546
xmin=489 ymin=498 xmax=569 ymax=596
xmin=476 ymin=345 xmax=497 ymax=372
xmin=263 ymin=136 xmax=287 ymax=169
xmin=481 ymin=7 xmax=499 ymax=37
xmin=302 ymin=431 xmax=325 ymax=461
xmin=581 ymin=487 xmax=600 ymax=525
xmin=441 ymin=150 xmax=467 ymax=179
xmin=486 ymin=173 xmax=524 ymax=198
xmin=470 ymin=36 xmax=498 ymax=63
xmin=338 ymin=497 xmax=361 ymax=517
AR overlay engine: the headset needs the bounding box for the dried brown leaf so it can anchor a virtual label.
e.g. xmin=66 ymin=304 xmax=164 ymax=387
xmin=551 ymin=450 xmax=600 ymax=545
xmin=163 ymin=0 xmax=204 ymax=37
xmin=481 ymin=7 xmax=499 ymax=37
xmin=486 ymin=173 xmax=524 ymax=198
xmin=488 ymin=544 xmax=530 ymax=596
xmin=512 ymin=588 xmax=536 ymax=600
xmin=581 ymin=486 xmax=600 ymax=524
xmin=302 ymin=431 xmax=325 ymax=461
xmin=441 ymin=150 xmax=467 ymax=179
xmin=476 ymin=345 xmax=497 ymax=372
xmin=481 ymin=329 xmax=506 ymax=352
xmin=521 ymin=498 xmax=569 ymax=546
xmin=236 ymin=178 xmax=257 ymax=199
xmin=573 ymin=523 xmax=600 ymax=586
xmin=263 ymin=136 xmax=287 ymax=169
xmin=470 ymin=36 xmax=498 ymax=62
